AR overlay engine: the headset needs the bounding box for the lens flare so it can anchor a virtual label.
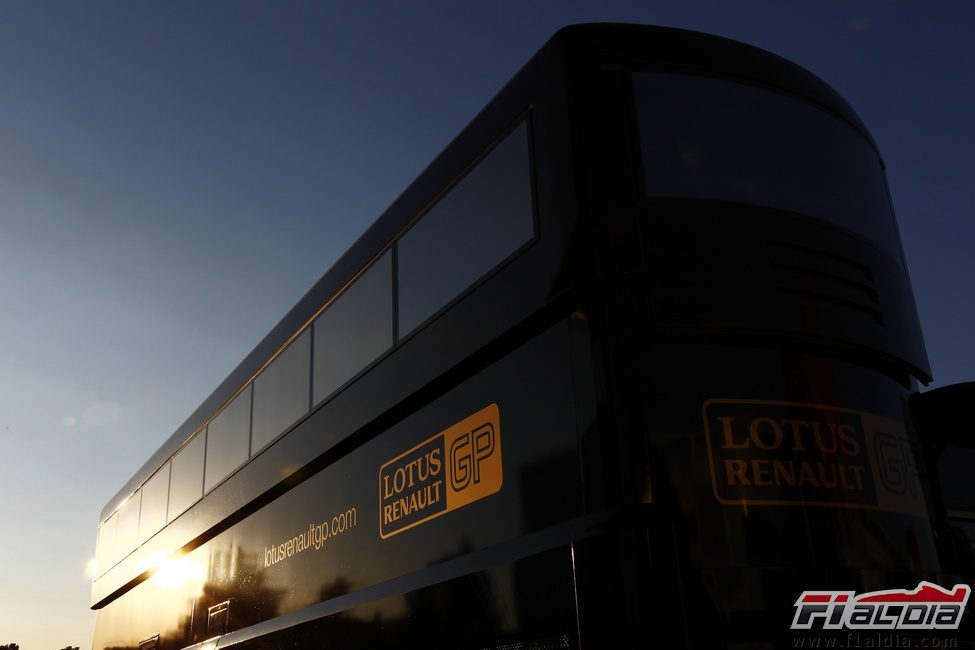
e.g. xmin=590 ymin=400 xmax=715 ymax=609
xmin=151 ymin=555 xmax=205 ymax=590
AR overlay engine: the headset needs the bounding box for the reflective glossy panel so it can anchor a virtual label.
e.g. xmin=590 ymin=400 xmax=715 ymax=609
xmin=313 ymin=252 xmax=393 ymax=405
xmin=397 ymin=120 xmax=534 ymax=336
xmin=227 ymin=550 xmax=575 ymax=649
xmin=639 ymin=341 xmax=937 ymax=646
xmin=204 ymin=385 xmax=252 ymax=493
xmin=139 ymin=463 xmax=170 ymax=543
xmin=252 ymin=330 xmax=310 ymax=453
xmin=91 ymin=322 xmax=583 ymax=648
xmin=168 ymin=434 xmax=205 ymax=523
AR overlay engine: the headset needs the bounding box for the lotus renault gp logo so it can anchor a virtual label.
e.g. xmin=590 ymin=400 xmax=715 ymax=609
xmin=792 ymin=582 xmax=971 ymax=630
xmin=378 ymin=403 xmax=502 ymax=539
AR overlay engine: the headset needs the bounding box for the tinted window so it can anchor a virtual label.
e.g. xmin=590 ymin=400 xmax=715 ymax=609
xmin=313 ymin=252 xmax=393 ymax=405
xmin=252 ymin=329 xmax=311 ymax=453
xmin=96 ymin=513 xmax=117 ymax=576
xmin=139 ymin=462 xmax=170 ymax=543
xmin=205 ymin=385 xmax=252 ymax=493
xmin=633 ymin=73 xmax=901 ymax=259
xmin=115 ymin=490 xmax=141 ymax=560
xmin=168 ymin=433 xmax=205 ymax=522
xmin=397 ymin=120 xmax=534 ymax=336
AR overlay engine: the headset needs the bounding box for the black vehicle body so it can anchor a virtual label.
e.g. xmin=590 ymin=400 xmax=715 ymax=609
xmin=91 ymin=24 xmax=970 ymax=649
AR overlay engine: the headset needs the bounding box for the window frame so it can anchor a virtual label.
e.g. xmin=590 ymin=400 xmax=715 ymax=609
xmin=394 ymin=114 xmax=539 ymax=342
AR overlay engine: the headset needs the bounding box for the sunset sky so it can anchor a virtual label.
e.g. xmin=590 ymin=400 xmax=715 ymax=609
xmin=0 ymin=1 xmax=972 ymax=647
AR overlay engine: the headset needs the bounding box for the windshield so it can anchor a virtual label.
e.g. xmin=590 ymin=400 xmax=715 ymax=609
xmin=633 ymin=72 xmax=902 ymax=261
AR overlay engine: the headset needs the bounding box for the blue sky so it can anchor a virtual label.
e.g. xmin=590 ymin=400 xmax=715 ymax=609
xmin=0 ymin=1 xmax=972 ymax=647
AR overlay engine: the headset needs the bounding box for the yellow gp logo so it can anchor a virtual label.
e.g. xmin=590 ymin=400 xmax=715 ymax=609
xmin=449 ymin=422 xmax=496 ymax=491
xmin=444 ymin=413 xmax=501 ymax=512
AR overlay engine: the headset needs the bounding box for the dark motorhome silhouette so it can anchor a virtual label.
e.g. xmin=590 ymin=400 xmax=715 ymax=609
xmin=90 ymin=24 xmax=975 ymax=649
